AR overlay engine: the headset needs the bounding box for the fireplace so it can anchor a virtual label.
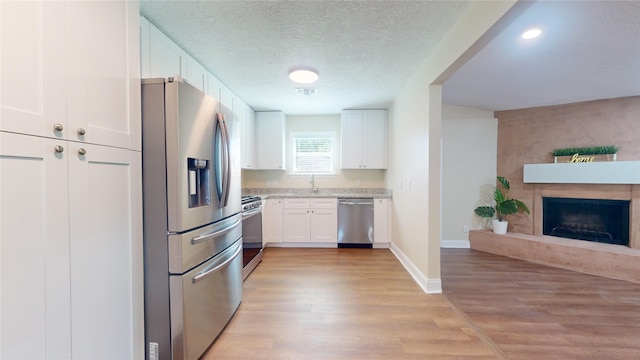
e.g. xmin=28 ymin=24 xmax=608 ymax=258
xmin=542 ymin=197 xmax=630 ymax=246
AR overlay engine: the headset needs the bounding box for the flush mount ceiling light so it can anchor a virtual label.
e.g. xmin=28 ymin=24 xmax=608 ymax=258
xmin=289 ymin=69 xmax=319 ymax=84
xmin=522 ymin=28 xmax=542 ymax=39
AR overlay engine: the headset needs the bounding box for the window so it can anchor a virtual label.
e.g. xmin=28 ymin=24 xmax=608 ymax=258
xmin=290 ymin=132 xmax=336 ymax=175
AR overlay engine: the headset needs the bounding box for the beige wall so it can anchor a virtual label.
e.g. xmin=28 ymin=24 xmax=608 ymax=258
xmin=242 ymin=114 xmax=386 ymax=189
xmin=386 ymin=1 xmax=519 ymax=288
xmin=441 ymin=105 xmax=497 ymax=242
xmin=495 ymin=96 xmax=640 ymax=235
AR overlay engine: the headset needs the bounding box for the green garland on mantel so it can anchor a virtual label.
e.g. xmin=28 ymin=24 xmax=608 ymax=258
xmin=551 ymin=145 xmax=621 ymax=156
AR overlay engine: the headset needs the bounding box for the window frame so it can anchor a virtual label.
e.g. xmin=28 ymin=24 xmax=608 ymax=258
xmin=289 ymin=131 xmax=337 ymax=176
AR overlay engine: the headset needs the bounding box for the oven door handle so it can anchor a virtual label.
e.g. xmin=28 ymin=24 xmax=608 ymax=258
xmin=242 ymin=207 xmax=262 ymax=219
xmin=192 ymin=241 xmax=242 ymax=283
xmin=191 ymin=218 xmax=241 ymax=245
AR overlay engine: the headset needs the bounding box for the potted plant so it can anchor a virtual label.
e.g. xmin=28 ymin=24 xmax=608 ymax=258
xmin=474 ymin=176 xmax=530 ymax=234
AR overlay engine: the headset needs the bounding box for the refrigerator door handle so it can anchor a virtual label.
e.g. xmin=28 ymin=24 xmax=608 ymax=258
xmin=214 ymin=113 xmax=225 ymax=205
xmin=192 ymin=241 xmax=242 ymax=283
xmin=190 ymin=218 xmax=241 ymax=245
xmin=220 ymin=115 xmax=232 ymax=207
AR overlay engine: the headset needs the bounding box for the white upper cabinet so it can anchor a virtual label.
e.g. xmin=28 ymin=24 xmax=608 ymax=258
xmin=219 ymin=83 xmax=235 ymax=115
xmin=255 ymin=111 xmax=286 ymax=170
xmin=1 ymin=1 xmax=140 ymax=150
xmin=237 ymin=99 xmax=255 ymax=169
xmin=1 ymin=1 xmax=66 ymax=139
xmin=144 ymin=18 xmax=186 ymax=80
xmin=207 ymin=72 xmax=222 ymax=101
xmin=340 ymin=109 xmax=387 ymax=169
xmin=65 ymin=1 xmax=139 ymax=150
xmin=185 ymin=54 xmax=208 ymax=93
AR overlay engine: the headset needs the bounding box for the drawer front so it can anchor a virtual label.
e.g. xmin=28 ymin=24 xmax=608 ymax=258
xmin=284 ymin=198 xmax=310 ymax=209
xmin=311 ymin=198 xmax=337 ymax=209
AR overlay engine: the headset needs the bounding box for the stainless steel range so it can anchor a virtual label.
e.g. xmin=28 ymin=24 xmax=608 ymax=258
xmin=241 ymin=196 xmax=263 ymax=279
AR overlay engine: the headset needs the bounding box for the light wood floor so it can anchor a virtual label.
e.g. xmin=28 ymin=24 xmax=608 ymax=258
xmin=203 ymin=248 xmax=640 ymax=359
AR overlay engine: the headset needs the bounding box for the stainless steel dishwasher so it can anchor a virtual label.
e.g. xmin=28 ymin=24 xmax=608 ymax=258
xmin=338 ymin=198 xmax=374 ymax=248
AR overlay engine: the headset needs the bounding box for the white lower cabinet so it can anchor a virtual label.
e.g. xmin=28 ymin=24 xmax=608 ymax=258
xmin=283 ymin=198 xmax=337 ymax=244
xmin=373 ymin=198 xmax=391 ymax=245
xmin=0 ymin=132 xmax=143 ymax=359
xmin=263 ymin=198 xmax=284 ymax=243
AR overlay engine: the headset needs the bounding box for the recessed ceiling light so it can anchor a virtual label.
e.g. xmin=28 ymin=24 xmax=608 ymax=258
xmin=289 ymin=69 xmax=319 ymax=84
xmin=522 ymin=28 xmax=542 ymax=40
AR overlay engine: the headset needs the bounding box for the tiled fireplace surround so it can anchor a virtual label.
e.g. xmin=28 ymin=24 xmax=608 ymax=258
xmin=469 ymin=96 xmax=640 ymax=283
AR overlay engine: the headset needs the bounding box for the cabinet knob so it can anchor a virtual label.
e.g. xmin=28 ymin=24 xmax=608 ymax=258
xmin=77 ymin=128 xmax=86 ymax=136
xmin=54 ymin=145 xmax=64 ymax=153
xmin=53 ymin=123 xmax=64 ymax=132
xmin=78 ymin=148 xmax=87 ymax=156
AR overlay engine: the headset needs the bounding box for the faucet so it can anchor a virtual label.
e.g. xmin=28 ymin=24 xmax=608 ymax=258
xmin=310 ymin=174 xmax=318 ymax=193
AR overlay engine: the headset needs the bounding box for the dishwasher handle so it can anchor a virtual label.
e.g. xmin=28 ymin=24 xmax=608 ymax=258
xmin=338 ymin=198 xmax=374 ymax=205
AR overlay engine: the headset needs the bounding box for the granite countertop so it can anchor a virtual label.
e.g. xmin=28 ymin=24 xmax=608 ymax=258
xmin=242 ymin=187 xmax=392 ymax=199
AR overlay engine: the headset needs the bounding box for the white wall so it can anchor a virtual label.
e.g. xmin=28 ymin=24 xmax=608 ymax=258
xmin=242 ymin=114 xmax=386 ymax=189
xmin=385 ymin=1 xmax=519 ymax=293
xmin=441 ymin=105 xmax=497 ymax=247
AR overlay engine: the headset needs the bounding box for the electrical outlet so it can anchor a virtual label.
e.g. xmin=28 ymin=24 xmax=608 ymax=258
xmin=355 ymin=179 xmax=361 ymax=187
xmin=463 ymin=225 xmax=469 ymax=233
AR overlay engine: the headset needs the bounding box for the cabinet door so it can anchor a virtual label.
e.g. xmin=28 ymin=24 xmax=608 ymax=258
xmin=238 ymin=101 xmax=255 ymax=169
xmin=363 ymin=110 xmax=387 ymax=169
xmin=246 ymin=107 xmax=255 ymax=168
xmin=207 ymin=72 xmax=222 ymax=101
xmin=68 ymin=144 xmax=142 ymax=359
xmin=65 ymin=1 xmax=139 ymax=150
xmin=255 ymin=111 xmax=286 ymax=170
xmin=0 ymin=132 xmax=71 ymax=359
xmin=373 ymin=198 xmax=390 ymax=243
xmin=186 ymin=54 xmax=208 ymax=93
xmin=340 ymin=110 xmax=364 ymax=169
xmin=283 ymin=209 xmax=310 ymax=242
xmin=0 ymin=1 xmax=66 ymax=138
xmin=148 ymin=20 xmax=186 ymax=80
xmin=264 ymin=199 xmax=283 ymax=243
xmin=310 ymin=208 xmax=337 ymax=243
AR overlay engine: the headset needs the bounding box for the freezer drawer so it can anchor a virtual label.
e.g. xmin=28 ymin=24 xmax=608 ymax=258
xmin=168 ymin=213 xmax=242 ymax=274
xmin=337 ymin=198 xmax=374 ymax=247
xmin=169 ymin=239 xmax=243 ymax=360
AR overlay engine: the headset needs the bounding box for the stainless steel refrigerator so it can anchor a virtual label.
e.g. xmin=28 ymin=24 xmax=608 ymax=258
xmin=141 ymin=77 xmax=242 ymax=360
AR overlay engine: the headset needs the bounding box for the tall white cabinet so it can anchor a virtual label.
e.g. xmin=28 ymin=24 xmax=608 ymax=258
xmin=0 ymin=1 xmax=143 ymax=359
xmin=340 ymin=109 xmax=387 ymax=169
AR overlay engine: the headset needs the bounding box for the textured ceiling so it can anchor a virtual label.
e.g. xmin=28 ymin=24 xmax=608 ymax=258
xmin=140 ymin=1 xmax=640 ymax=115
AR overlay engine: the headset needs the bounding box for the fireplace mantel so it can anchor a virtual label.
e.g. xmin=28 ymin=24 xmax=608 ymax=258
xmin=523 ymin=161 xmax=640 ymax=184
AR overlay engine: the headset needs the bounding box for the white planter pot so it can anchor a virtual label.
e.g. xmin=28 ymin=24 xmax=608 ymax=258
xmin=492 ymin=219 xmax=508 ymax=234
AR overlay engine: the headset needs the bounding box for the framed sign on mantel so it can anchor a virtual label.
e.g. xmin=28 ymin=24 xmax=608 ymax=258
xmin=551 ymin=145 xmax=620 ymax=163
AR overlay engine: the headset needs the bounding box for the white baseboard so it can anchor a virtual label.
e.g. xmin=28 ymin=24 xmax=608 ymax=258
xmin=389 ymin=243 xmax=442 ymax=294
xmin=440 ymin=240 xmax=470 ymax=248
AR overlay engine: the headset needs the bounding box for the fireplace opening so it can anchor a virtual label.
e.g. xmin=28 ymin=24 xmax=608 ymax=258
xmin=543 ymin=197 xmax=630 ymax=246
